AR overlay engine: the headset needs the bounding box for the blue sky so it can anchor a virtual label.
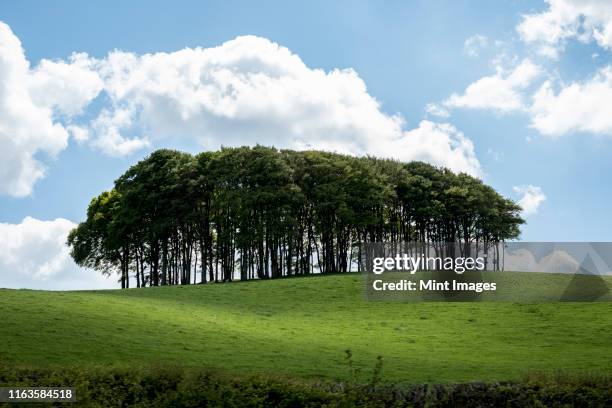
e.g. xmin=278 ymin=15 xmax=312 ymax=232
xmin=2 ymin=0 xmax=612 ymax=288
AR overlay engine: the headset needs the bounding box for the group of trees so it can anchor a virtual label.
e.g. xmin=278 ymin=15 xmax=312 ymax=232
xmin=68 ymin=146 xmax=524 ymax=288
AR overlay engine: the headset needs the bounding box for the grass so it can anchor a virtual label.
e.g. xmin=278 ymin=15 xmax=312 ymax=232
xmin=1 ymin=272 xmax=611 ymax=383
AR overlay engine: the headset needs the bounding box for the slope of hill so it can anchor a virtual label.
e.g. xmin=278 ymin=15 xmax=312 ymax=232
xmin=1 ymin=272 xmax=611 ymax=383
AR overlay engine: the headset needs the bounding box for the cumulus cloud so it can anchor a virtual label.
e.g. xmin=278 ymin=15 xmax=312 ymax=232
xmin=5 ymin=26 xmax=480 ymax=178
xmin=443 ymin=59 xmax=542 ymax=113
xmin=0 ymin=22 xmax=101 ymax=197
xmin=435 ymin=3 xmax=612 ymax=140
xmin=530 ymin=67 xmax=612 ymax=136
xmin=425 ymin=103 xmax=450 ymax=118
xmin=66 ymin=124 xmax=90 ymax=143
xmin=513 ymin=185 xmax=546 ymax=217
xmin=0 ymin=22 xmax=483 ymax=191
xmin=0 ymin=217 xmax=114 ymax=290
xmin=0 ymin=22 xmax=68 ymax=197
xmin=29 ymin=52 xmax=103 ymax=116
xmin=463 ymin=35 xmax=488 ymax=57
xmin=378 ymin=120 xmax=480 ymax=175
xmin=517 ymin=0 xmax=612 ymax=58
xmin=81 ymin=36 xmax=481 ymax=174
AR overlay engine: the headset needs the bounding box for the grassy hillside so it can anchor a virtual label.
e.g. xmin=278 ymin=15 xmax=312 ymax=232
xmin=1 ymin=272 xmax=611 ymax=383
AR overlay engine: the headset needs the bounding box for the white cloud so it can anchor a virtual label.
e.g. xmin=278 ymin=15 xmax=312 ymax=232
xmin=83 ymin=36 xmax=481 ymax=175
xmin=0 ymin=217 xmax=114 ymax=290
xmin=517 ymin=0 xmax=612 ymax=58
xmin=443 ymin=59 xmax=542 ymax=113
xmin=89 ymin=37 xmax=406 ymax=158
xmin=29 ymin=52 xmax=103 ymax=116
xmin=530 ymin=67 xmax=612 ymax=136
xmin=89 ymin=107 xmax=150 ymax=156
xmin=376 ymin=120 xmax=481 ymax=176
xmin=0 ymin=23 xmax=483 ymax=189
xmin=425 ymin=102 xmax=450 ymax=118
xmin=451 ymin=8 xmax=612 ymax=139
xmin=463 ymin=35 xmax=488 ymax=57
xmin=513 ymin=185 xmax=546 ymax=217
xmin=0 ymin=22 xmax=101 ymax=197
xmin=66 ymin=124 xmax=90 ymax=143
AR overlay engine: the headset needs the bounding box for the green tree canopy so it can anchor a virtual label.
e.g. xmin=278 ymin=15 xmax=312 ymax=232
xmin=68 ymin=146 xmax=524 ymax=288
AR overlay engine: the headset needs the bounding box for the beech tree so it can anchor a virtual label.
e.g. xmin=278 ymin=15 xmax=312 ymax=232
xmin=68 ymin=146 xmax=524 ymax=287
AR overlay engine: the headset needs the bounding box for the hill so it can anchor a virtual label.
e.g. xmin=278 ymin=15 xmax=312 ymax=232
xmin=1 ymin=272 xmax=611 ymax=383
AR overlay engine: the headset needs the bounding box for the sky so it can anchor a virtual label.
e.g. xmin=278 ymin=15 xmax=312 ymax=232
xmin=1 ymin=0 xmax=612 ymax=289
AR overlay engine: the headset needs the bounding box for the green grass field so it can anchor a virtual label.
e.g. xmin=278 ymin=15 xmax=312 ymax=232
xmin=1 ymin=272 xmax=611 ymax=383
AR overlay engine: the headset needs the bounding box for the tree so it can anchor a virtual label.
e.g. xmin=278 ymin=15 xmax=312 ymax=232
xmin=69 ymin=146 xmax=524 ymax=287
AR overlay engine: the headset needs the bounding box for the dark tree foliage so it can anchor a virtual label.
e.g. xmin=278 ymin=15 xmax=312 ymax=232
xmin=68 ymin=146 xmax=524 ymax=288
